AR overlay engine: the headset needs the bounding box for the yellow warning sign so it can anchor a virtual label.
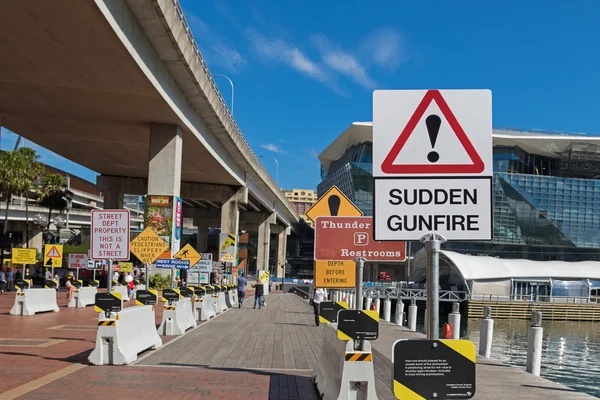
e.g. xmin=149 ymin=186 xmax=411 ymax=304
xmin=221 ymin=252 xmax=235 ymax=262
xmin=130 ymin=227 xmax=169 ymax=265
xmin=44 ymin=244 xmax=63 ymax=268
xmin=173 ymin=244 xmax=201 ymax=268
xmin=305 ymin=185 xmax=363 ymax=223
xmin=119 ymin=262 xmax=133 ymax=272
xmin=12 ymin=248 xmax=37 ymax=265
xmin=314 ymin=260 xmax=356 ymax=288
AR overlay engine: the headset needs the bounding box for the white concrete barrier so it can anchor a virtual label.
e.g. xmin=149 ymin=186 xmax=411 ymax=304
xmin=217 ymin=292 xmax=228 ymax=312
xmin=88 ymin=305 xmax=162 ymax=365
xmin=10 ymin=289 xmax=59 ymax=316
xmin=68 ymin=287 xmax=97 ymax=308
xmin=212 ymin=294 xmax=221 ymax=315
xmin=312 ymin=324 xmax=378 ymax=400
xmin=157 ymin=297 xmax=196 ymax=336
xmin=111 ymin=286 xmax=130 ymax=302
xmin=232 ymin=288 xmax=238 ymax=305
xmin=224 ymin=290 xmax=233 ymax=308
xmin=228 ymin=290 xmax=235 ymax=308
xmin=193 ymin=294 xmax=216 ymax=321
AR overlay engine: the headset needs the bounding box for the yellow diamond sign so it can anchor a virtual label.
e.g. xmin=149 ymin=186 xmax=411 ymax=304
xmin=130 ymin=227 xmax=169 ymax=265
xmin=173 ymin=244 xmax=201 ymax=268
xmin=305 ymin=185 xmax=363 ymax=223
xmin=221 ymin=252 xmax=235 ymax=262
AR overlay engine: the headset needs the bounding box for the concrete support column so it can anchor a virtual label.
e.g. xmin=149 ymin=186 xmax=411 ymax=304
xmin=256 ymin=213 xmax=275 ymax=272
xmin=147 ymin=123 xmax=182 ymax=196
xmin=103 ymin=189 xmax=124 ymax=209
xmin=276 ymin=227 xmax=289 ymax=280
xmin=220 ymin=187 xmax=248 ymax=258
xmin=196 ymin=223 xmax=210 ymax=252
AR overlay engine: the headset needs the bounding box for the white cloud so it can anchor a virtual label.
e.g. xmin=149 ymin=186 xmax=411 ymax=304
xmin=247 ymin=29 xmax=326 ymax=81
xmin=359 ymin=28 xmax=407 ymax=71
xmin=261 ymin=143 xmax=288 ymax=154
xmin=312 ymin=35 xmax=377 ymax=89
xmin=186 ymin=13 xmax=246 ymax=72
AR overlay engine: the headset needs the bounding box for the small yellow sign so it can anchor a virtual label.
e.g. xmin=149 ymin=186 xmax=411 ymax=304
xmin=305 ymin=186 xmax=363 ymax=223
xmin=119 ymin=262 xmax=133 ymax=272
xmin=12 ymin=248 xmax=37 ymax=265
xmin=130 ymin=227 xmax=169 ymax=265
xmin=221 ymin=252 xmax=235 ymax=262
xmin=314 ymin=260 xmax=356 ymax=288
xmin=44 ymin=244 xmax=63 ymax=268
xmin=173 ymin=244 xmax=201 ymax=268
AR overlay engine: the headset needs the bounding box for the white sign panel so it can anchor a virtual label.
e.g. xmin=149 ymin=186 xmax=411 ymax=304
xmin=192 ymin=253 xmax=213 ymax=273
xmin=374 ymin=178 xmax=492 ymax=241
xmin=91 ymin=209 xmax=130 ymax=261
xmin=373 ymin=90 xmax=492 ymax=178
xmin=68 ymin=253 xmax=88 ymax=269
xmin=373 ymin=89 xmax=493 ymax=241
xmin=199 ymin=272 xmax=209 ymax=284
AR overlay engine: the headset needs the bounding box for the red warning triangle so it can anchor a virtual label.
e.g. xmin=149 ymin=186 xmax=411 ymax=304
xmin=45 ymin=246 xmax=61 ymax=258
xmin=381 ymin=90 xmax=484 ymax=174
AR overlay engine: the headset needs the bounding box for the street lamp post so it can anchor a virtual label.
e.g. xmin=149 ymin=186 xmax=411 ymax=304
xmin=213 ymin=74 xmax=234 ymax=117
xmin=259 ymin=155 xmax=279 ymax=185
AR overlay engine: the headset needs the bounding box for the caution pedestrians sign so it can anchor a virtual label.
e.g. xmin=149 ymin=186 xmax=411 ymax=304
xmin=305 ymin=186 xmax=362 ymax=223
xmin=392 ymin=339 xmax=476 ymax=399
xmin=130 ymin=227 xmax=169 ymax=265
xmin=337 ymin=310 xmax=379 ymax=341
xmin=318 ymin=301 xmax=348 ymax=324
xmin=373 ymin=89 xmax=493 ymax=241
xmin=44 ymin=244 xmax=63 ymax=267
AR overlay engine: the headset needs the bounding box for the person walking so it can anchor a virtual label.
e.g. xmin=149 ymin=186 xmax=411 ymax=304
xmin=312 ymin=287 xmax=328 ymax=326
xmin=237 ymin=273 xmax=248 ymax=308
xmin=6 ymin=268 xmax=14 ymax=292
xmin=65 ymin=272 xmax=75 ymax=301
xmin=112 ymin=271 xmax=120 ymax=286
xmin=125 ymin=272 xmax=134 ymax=300
xmin=253 ymin=282 xmax=264 ymax=309
xmin=0 ymin=269 xmax=6 ymax=294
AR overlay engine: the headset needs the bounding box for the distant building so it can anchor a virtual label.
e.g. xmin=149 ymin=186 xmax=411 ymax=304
xmin=283 ymin=189 xmax=318 ymax=227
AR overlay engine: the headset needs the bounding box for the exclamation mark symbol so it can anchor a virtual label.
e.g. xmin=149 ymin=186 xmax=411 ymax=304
xmin=328 ymin=195 xmax=341 ymax=216
xmin=426 ymin=115 xmax=441 ymax=163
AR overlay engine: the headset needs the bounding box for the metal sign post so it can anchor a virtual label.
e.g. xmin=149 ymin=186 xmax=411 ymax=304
xmin=420 ymin=233 xmax=446 ymax=340
xmin=354 ymin=256 xmax=366 ymax=350
xmin=107 ymin=259 xmax=113 ymax=292
xmin=145 ymin=263 xmax=150 ymax=289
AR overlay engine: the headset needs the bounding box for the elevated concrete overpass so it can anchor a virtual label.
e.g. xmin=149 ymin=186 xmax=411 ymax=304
xmin=0 ymin=0 xmax=298 ymax=276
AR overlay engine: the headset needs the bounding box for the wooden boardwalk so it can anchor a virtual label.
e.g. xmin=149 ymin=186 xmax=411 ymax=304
xmin=136 ymin=294 xmax=595 ymax=400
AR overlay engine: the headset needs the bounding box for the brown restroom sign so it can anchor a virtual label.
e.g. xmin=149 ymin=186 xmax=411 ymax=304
xmin=392 ymin=339 xmax=476 ymax=399
xmin=305 ymin=186 xmax=363 ymax=223
xmin=373 ymin=89 xmax=493 ymax=242
xmin=318 ymin=301 xmax=348 ymax=324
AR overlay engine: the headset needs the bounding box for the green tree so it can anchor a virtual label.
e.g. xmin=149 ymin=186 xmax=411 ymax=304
xmin=0 ymin=148 xmax=43 ymax=265
xmin=38 ymin=173 xmax=72 ymax=232
xmin=16 ymin=148 xmax=44 ymax=245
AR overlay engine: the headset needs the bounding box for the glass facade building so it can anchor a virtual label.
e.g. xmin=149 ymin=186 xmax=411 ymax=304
xmin=318 ymin=129 xmax=600 ymax=261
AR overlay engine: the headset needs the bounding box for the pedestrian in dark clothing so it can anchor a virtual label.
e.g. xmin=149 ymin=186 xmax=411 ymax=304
xmin=238 ymin=274 xmax=248 ymax=308
xmin=6 ymin=269 xmax=14 ymax=292
xmin=253 ymin=283 xmax=264 ymax=309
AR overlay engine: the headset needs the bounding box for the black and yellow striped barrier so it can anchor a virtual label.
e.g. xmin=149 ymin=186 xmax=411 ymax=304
xmin=318 ymin=301 xmax=348 ymax=324
xmin=337 ymin=310 xmax=379 ymax=341
xmin=345 ymin=352 xmax=372 ymax=362
xmin=98 ymin=320 xmax=116 ymax=327
xmin=164 ymin=305 xmax=176 ymax=311
xmin=94 ymin=292 xmax=123 ymax=313
xmin=392 ymin=339 xmax=476 ymax=399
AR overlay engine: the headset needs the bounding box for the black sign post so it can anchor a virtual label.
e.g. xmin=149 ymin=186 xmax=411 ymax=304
xmin=162 ymin=289 xmax=181 ymax=304
xmin=194 ymin=286 xmax=206 ymax=296
xmin=15 ymin=280 xmax=30 ymax=290
xmin=319 ymin=301 xmax=348 ymax=324
xmin=392 ymin=339 xmax=476 ymax=399
xmin=179 ymin=287 xmax=194 ymax=298
xmin=94 ymin=292 xmax=123 ymax=317
xmin=44 ymin=280 xmax=58 ymax=289
xmin=136 ymin=290 xmax=158 ymax=306
xmin=337 ymin=310 xmax=379 ymax=341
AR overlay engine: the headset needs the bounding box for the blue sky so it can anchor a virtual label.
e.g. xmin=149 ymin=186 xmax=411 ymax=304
xmin=4 ymin=1 xmax=600 ymax=190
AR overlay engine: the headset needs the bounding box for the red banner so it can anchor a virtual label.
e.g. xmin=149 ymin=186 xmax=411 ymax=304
xmin=315 ymin=216 xmax=406 ymax=261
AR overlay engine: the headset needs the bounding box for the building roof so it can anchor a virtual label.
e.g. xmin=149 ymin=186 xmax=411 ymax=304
xmin=413 ymin=249 xmax=600 ymax=281
xmin=319 ymin=122 xmax=600 ymax=173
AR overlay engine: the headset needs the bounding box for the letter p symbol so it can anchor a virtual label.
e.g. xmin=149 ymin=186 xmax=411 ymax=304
xmin=354 ymin=232 xmax=369 ymax=246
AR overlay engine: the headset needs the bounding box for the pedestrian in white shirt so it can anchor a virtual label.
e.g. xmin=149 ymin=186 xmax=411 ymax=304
xmin=312 ymin=287 xmax=328 ymax=326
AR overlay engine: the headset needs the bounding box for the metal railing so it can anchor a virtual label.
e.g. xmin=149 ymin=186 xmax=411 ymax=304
xmin=470 ymin=293 xmax=598 ymax=304
xmin=168 ymin=1 xmax=295 ymax=216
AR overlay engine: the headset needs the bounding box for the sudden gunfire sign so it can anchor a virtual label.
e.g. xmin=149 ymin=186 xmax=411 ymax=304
xmin=373 ymin=89 xmax=493 ymax=241
xmin=374 ymin=179 xmax=492 ymax=241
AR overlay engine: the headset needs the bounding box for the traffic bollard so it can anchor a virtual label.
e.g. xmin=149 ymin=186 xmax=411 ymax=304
xmin=478 ymin=306 xmax=494 ymax=358
xmin=448 ymin=302 xmax=461 ymax=340
xmin=383 ymin=299 xmax=391 ymax=322
xmin=408 ymin=300 xmax=417 ymax=332
xmin=526 ymin=311 xmax=543 ymax=376
xmin=395 ymin=300 xmax=404 ymax=326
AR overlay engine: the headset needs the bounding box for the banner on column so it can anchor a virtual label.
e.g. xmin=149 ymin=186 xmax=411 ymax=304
xmin=144 ymin=195 xmax=182 ymax=256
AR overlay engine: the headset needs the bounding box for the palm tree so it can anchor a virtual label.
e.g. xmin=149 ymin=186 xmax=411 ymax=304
xmin=0 ymin=149 xmax=35 ymax=266
xmin=38 ymin=173 xmax=72 ymax=232
xmin=17 ymin=148 xmax=44 ymax=245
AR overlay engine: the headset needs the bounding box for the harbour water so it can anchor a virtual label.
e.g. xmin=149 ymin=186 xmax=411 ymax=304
xmin=463 ymin=319 xmax=600 ymax=398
